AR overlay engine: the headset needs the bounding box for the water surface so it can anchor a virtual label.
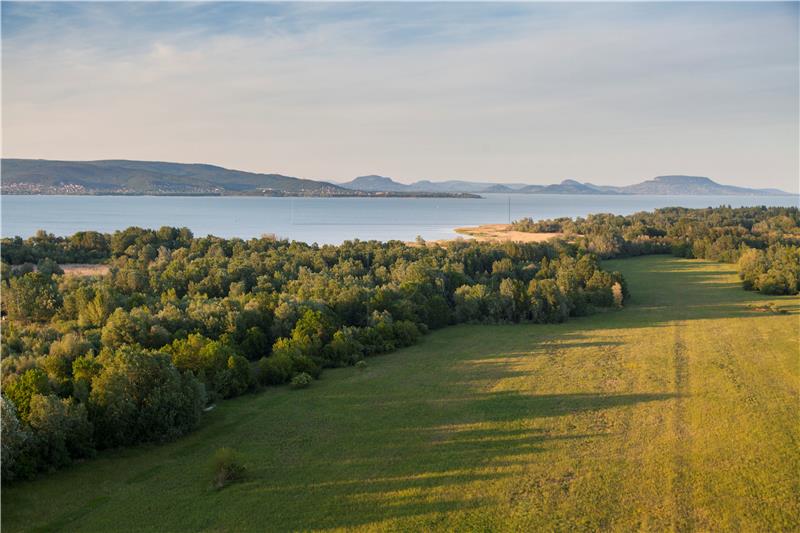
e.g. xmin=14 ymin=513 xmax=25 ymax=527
xmin=2 ymin=194 xmax=797 ymax=244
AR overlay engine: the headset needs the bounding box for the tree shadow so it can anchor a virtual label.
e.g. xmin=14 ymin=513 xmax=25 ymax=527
xmin=255 ymin=391 xmax=677 ymax=530
xmin=596 ymin=257 xmax=800 ymax=328
xmin=9 ymin=256 xmax=795 ymax=531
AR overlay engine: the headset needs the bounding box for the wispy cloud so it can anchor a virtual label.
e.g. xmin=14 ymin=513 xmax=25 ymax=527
xmin=2 ymin=2 xmax=798 ymax=191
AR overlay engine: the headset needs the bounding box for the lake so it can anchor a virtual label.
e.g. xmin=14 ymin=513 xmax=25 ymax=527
xmin=2 ymin=194 xmax=798 ymax=244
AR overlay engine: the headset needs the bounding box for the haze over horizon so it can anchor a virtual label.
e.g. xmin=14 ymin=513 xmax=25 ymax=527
xmin=2 ymin=2 xmax=798 ymax=192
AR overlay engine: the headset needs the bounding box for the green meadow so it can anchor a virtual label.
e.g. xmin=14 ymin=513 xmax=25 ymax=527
xmin=3 ymin=255 xmax=798 ymax=532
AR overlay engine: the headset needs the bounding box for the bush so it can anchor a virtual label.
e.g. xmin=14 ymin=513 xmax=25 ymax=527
xmin=212 ymin=447 xmax=245 ymax=489
xmin=258 ymin=354 xmax=293 ymax=385
xmin=290 ymin=372 xmax=313 ymax=389
xmin=36 ymin=258 xmax=64 ymax=277
xmin=216 ymin=355 xmax=254 ymax=399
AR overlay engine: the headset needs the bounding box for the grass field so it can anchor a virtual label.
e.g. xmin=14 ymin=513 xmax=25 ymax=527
xmin=3 ymin=256 xmax=799 ymax=532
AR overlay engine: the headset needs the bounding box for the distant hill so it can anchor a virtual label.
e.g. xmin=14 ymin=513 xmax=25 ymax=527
xmin=617 ymin=175 xmax=788 ymax=196
xmin=522 ymin=179 xmax=615 ymax=195
xmin=341 ymin=176 xmax=529 ymax=193
xmin=1 ymin=159 xmax=348 ymax=196
xmin=343 ymin=175 xmax=410 ymax=193
xmin=0 ymin=160 xmax=475 ymax=198
xmin=2 ymin=160 xmax=790 ymax=197
xmin=342 ymin=174 xmax=790 ymax=196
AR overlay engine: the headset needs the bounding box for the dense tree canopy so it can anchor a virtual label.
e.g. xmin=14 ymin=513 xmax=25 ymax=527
xmin=513 ymin=206 xmax=800 ymax=295
xmin=1 ymin=227 xmax=625 ymax=480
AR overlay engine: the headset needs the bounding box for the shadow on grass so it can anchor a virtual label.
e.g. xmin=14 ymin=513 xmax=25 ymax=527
xmin=465 ymin=391 xmax=678 ymax=421
xmin=591 ymin=257 xmax=800 ymax=328
xmin=285 ymin=257 xmax=793 ymax=529
xmin=10 ymin=256 xmax=797 ymax=532
xmin=258 ymin=391 xmax=677 ymax=530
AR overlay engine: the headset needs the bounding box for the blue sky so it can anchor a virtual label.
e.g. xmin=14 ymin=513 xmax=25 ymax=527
xmin=2 ymin=2 xmax=798 ymax=191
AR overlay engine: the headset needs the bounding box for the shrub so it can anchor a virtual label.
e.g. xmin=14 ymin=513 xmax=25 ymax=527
xmin=212 ymin=447 xmax=245 ymax=489
xmin=290 ymin=354 xmax=322 ymax=379
xmin=290 ymin=372 xmax=313 ymax=389
xmin=36 ymin=258 xmax=64 ymax=277
xmin=258 ymin=354 xmax=294 ymax=385
xmin=216 ymin=355 xmax=254 ymax=399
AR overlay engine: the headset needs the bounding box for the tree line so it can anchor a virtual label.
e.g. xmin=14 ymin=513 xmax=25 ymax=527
xmin=1 ymin=228 xmax=625 ymax=480
xmin=512 ymin=206 xmax=800 ymax=295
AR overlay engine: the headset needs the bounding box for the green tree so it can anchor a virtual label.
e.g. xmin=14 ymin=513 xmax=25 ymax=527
xmin=528 ymin=279 xmax=570 ymax=323
xmin=36 ymin=257 xmax=64 ymax=277
xmin=4 ymin=368 xmax=51 ymax=422
xmin=453 ymin=284 xmax=489 ymax=322
xmin=1 ymin=396 xmax=30 ymax=481
xmin=216 ymin=355 xmax=254 ymax=398
xmin=499 ymin=278 xmax=528 ymax=322
xmin=6 ymin=272 xmax=62 ymax=322
xmin=89 ymin=346 xmax=206 ymax=448
xmin=27 ymin=394 xmax=94 ymax=470
xmin=240 ymin=326 xmax=270 ymax=360
xmin=737 ymin=247 xmax=767 ymax=290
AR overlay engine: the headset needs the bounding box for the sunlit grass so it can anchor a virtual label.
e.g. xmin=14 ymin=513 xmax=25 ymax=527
xmin=2 ymin=256 xmax=798 ymax=532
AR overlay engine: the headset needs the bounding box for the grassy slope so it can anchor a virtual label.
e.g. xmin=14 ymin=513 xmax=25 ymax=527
xmin=3 ymin=256 xmax=799 ymax=532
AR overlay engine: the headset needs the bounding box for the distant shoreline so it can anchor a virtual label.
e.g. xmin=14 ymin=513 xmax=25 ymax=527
xmin=406 ymin=224 xmax=569 ymax=247
xmin=2 ymin=191 xmax=798 ymax=199
xmin=0 ymin=191 xmax=800 ymax=203
xmin=0 ymin=191 xmax=483 ymax=199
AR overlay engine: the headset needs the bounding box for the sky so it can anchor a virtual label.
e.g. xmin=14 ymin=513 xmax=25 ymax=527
xmin=2 ymin=2 xmax=799 ymax=191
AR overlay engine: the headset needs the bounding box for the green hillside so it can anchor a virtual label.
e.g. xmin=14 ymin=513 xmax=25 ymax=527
xmin=0 ymin=159 xmax=347 ymax=195
xmin=2 ymin=256 xmax=798 ymax=532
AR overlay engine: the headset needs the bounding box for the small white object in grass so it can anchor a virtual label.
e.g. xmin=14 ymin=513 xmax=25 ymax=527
xmin=204 ymin=404 xmax=217 ymax=412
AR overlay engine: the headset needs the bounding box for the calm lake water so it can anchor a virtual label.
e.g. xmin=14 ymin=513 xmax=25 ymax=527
xmin=2 ymin=194 xmax=798 ymax=244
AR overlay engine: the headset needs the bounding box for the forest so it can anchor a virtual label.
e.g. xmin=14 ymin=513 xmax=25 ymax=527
xmin=2 ymin=205 xmax=798 ymax=482
xmin=512 ymin=205 xmax=800 ymax=295
xmin=0 ymin=229 xmax=625 ymax=480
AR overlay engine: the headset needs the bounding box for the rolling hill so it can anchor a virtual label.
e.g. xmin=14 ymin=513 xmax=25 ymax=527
xmin=341 ymin=175 xmax=530 ymax=194
xmin=619 ymin=175 xmax=789 ymax=195
xmin=340 ymin=174 xmax=790 ymax=196
xmin=0 ymin=160 xmax=475 ymax=198
xmin=1 ymin=159 xmax=347 ymax=196
xmin=2 ymin=160 xmax=790 ymax=197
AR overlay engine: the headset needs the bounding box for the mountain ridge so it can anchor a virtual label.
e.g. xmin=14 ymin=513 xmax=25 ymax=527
xmin=0 ymin=159 xmax=791 ymax=196
xmin=340 ymin=174 xmax=791 ymax=196
xmin=0 ymin=160 xmax=477 ymax=198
